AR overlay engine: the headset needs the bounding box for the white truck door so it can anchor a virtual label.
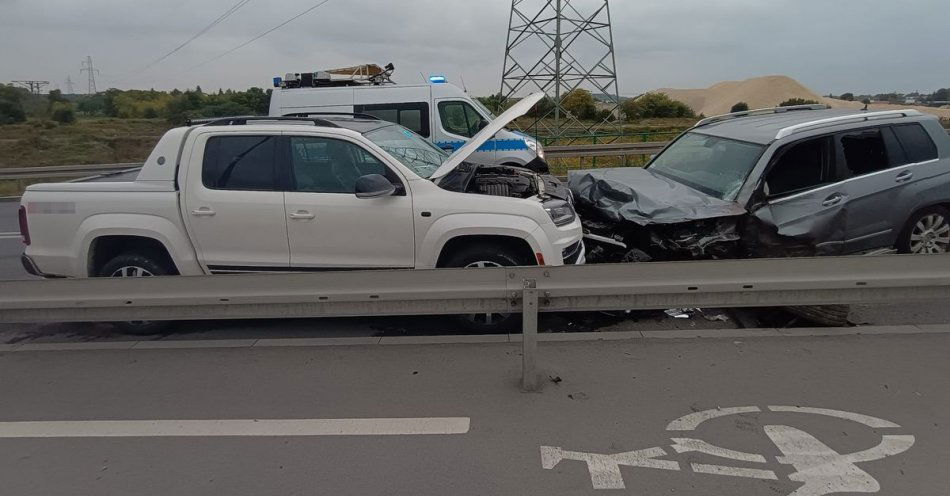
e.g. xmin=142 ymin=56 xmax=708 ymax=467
xmin=182 ymin=132 xmax=290 ymax=272
xmin=283 ymin=134 xmax=414 ymax=268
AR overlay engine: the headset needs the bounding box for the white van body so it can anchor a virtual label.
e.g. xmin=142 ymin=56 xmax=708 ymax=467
xmin=268 ymin=81 xmax=547 ymax=170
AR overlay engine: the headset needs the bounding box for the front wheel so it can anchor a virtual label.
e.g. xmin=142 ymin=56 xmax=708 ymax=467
xmin=97 ymin=253 xmax=173 ymax=335
xmin=441 ymin=245 xmax=531 ymax=332
xmin=898 ymin=206 xmax=950 ymax=254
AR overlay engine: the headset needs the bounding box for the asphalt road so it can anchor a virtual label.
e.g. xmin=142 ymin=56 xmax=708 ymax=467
xmin=3 ymin=199 xmax=950 ymax=345
xmin=0 ymin=330 xmax=947 ymax=496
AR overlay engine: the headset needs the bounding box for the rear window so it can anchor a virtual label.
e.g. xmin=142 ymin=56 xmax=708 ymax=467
xmin=202 ymin=135 xmax=278 ymax=191
xmin=892 ymin=124 xmax=938 ymax=163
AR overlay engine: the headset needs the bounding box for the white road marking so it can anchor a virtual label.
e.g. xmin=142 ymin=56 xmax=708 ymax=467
xmin=540 ymin=446 xmax=679 ymax=489
xmin=691 ymin=463 xmax=778 ymax=480
xmin=0 ymin=417 xmax=471 ymax=438
xmin=764 ymin=425 xmax=914 ymax=496
xmin=665 ymin=406 xmax=761 ymax=431
xmin=0 ymin=233 xmax=22 ymax=240
xmin=767 ymin=406 xmax=901 ymax=428
xmin=671 ymin=437 xmax=767 ymax=463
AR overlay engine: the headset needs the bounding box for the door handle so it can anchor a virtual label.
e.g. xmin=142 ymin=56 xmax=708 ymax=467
xmin=191 ymin=207 xmax=216 ymax=217
xmin=895 ymin=171 xmax=914 ymax=182
xmin=821 ymin=194 xmax=843 ymax=207
xmin=289 ymin=210 xmax=315 ymax=220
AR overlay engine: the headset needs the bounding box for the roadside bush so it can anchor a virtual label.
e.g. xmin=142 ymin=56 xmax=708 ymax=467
xmin=779 ymin=98 xmax=821 ymax=107
xmin=561 ymin=89 xmax=598 ymax=120
xmin=0 ymin=84 xmax=27 ymax=124
xmin=730 ymin=102 xmax=750 ymax=113
xmin=622 ymin=92 xmax=695 ymax=119
xmin=50 ymin=102 xmax=76 ymax=124
xmin=839 ymin=92 xmax=855 ymax=101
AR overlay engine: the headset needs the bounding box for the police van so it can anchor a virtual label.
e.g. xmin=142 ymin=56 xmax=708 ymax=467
xmin=268 ymin=64 xmax=547 ymax=171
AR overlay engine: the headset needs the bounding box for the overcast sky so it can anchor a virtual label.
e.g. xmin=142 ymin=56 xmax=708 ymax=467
xmin=1 ymin=0 xmax=946 ymax=96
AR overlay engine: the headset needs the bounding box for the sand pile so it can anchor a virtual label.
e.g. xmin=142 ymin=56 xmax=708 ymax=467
xmin=655 ymin=75 xmax=950 ymax=119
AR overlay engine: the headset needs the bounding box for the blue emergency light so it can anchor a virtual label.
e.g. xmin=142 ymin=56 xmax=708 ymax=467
xmin=429 ymin=75 xmax=447 ymax=84
xmin=273 ymin=77 xmax=282 ymax=88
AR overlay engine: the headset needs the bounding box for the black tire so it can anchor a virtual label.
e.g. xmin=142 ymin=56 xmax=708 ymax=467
xmin=441 ymin=244 xmax=532 ymax=332
xmin=897 ymin=206 xmax=950 ymax=254
xmin=784 ymin=305 xmax=851 ymax=327
xmin=97 ymin=253 xmax=173 ymax=335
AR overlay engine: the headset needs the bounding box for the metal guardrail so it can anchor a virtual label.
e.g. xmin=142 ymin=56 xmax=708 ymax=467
xmin=2 ymin=254 xmax=949 ymax=390
xmin=0 ymin=163 xmax=143 ymax=180
xmin=545 ymin=142 xmax=668 ymax=158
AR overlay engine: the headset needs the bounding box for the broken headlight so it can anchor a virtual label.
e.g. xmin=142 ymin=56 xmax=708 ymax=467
xmin=544 ymin=199 xmax=576 ymax=226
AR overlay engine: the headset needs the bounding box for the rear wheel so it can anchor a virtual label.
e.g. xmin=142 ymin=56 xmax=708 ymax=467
xmin=97 ymin=253 xmax=172 ymax=335
xmin=898 ymin=206 xmax=950 ymax=254
xmin=442 ymin=245 xmax=531 ymax=332
xmin=784 ymin=305 xmax=851 ymax=327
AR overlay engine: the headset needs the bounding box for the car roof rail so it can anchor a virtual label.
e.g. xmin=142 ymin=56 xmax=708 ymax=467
xmin=774 ymin=109 xmax=923 ymax=139
xmin=282 ymin=112 xmax=383 ymax=121
xmin=694 ymin=104 xmax=830 ymax=128
xmin=186 ymin=115 xmax=339 ymax=127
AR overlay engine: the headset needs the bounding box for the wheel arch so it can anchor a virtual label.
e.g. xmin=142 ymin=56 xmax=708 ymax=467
xmin=88 ymin=235 xmax=179 ymax=276
xmin=436 ymin=234 xmax=537 ymax=268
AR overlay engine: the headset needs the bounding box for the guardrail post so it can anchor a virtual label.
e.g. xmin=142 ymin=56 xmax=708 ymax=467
xmin=522 ymin=278 xmax=539 ymax=392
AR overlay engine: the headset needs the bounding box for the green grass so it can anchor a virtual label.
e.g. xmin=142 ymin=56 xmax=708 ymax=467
xmin=0 ymin=118 xmax=170 ymax=169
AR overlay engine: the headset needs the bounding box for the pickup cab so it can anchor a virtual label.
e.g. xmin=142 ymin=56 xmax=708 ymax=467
xmin=18 ymin=93 xmax=584 ymax=330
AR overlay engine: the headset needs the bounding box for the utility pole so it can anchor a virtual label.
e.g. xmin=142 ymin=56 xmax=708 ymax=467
xmin=11 ymin=80 xmax=50 ymax=95
xmin=500 ymin=0 xmax=622 ymax=140
xmin=65 ymin=75 xmax=75 ymax=94
xmin=80 ymin=56 xmax=100 ymax=94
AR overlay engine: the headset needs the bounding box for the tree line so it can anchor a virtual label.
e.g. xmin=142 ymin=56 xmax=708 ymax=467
xmin=0 ymin=84 xmax=272 ymax=125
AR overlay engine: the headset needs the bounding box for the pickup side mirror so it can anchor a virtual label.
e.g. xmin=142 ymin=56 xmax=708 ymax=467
xmin=355 ymin=174 xmax=396 ymax=199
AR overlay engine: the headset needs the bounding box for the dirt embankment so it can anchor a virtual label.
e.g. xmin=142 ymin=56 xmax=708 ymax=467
xmin=656 ymin=75 xmax=950 ymax=120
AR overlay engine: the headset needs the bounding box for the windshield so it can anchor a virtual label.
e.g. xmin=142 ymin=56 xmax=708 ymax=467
xmin=648 ymin=132 xmax=765 ymax=200
xmin=471 ymin=99 xmax=498 ymax=120
xmin=364 ymin=124 xmax=449 ymax=179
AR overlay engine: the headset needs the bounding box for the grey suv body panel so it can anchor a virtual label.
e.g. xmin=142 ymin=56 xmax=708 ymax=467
xmin=572 ymin=107 xmax=950 ymax=261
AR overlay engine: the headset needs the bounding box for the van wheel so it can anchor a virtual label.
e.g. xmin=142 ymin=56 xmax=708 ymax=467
xmin=97 ymin=253 xmax=173 ymax=335
xmin=442 ymin=245 xmax=531 ymax=332
xmin=898 ymin=206 xmax=950 ymax=254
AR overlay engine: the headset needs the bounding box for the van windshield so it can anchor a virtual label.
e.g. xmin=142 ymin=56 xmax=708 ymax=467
xmin=364 ymin=124 xmax=449 ymax=179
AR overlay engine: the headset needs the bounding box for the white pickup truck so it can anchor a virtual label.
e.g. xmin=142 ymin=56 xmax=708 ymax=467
xmin=18 ymin=93 xmax=584 ymax=330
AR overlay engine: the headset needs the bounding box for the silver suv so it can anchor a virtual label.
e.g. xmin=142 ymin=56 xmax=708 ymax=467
xmin=571 ymin=105 xmax=950 ymax=262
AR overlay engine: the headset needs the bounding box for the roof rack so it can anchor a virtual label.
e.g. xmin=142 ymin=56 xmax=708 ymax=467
xmin=282 ymin=112 xmax=382 ymax=121
xmin=186 ymin=116 xmax=339 ymax=127
xmin=774 ymin=110 xmax=922 ymax=139
xmin=694 ymin=104 xmax=830 ymax=128
xmin=278 ymin=63 xmax=396 ymax=89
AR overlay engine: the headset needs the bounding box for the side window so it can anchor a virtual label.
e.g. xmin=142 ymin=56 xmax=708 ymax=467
xmin=765 ymin=136 xmax=835 ymax=198
xmin=289 ymin=137 xmax=396 ymax=194
xmin=892 ymin=124 xmax=938 ymax=163
xmin=438 ymin=101 xmax=485 ymax=138
xmin=356 ymin=103 xmax=430 ymax=137
xmin=837 ymin=128 xmax=895 ymax=176
xmin=202 ymin=135 xmax=277 ymax=191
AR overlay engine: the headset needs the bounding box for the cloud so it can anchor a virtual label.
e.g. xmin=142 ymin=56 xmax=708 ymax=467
xmin=0 ymin=0 xmax=945 ymax=95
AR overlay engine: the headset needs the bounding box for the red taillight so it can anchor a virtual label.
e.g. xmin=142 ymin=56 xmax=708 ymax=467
xmin=18 ymin=205 xmax=30 ymax=245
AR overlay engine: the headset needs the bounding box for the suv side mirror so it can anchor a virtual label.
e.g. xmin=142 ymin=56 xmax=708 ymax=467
xmin=355 ymin=174 xmax=396 ymax=199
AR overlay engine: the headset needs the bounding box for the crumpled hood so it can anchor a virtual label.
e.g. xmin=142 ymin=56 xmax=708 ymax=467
xmin=568 ymin=167 xmax=746 ymax=226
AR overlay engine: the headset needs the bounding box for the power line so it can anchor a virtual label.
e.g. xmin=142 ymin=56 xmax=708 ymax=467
xmin=139 ymin=0 xmax=253 ymax=71
xmin=184 ymin=0 xmax=335 ymax=73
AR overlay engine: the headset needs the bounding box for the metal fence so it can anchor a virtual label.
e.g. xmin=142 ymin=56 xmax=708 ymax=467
xmin=2 ymin=254 xmax=949 ymax=389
